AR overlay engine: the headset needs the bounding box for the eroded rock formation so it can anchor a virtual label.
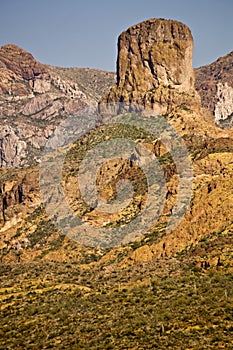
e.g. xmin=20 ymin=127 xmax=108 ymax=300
xmin=0 ymin=167 xmax=40 ymax=227
xmin=195 ymin=51 xmax=233 ymax=127
xmin=99 ymin=18 xmax=200 ymax=114
xmin=215 ymin=82 xmax=233 ymax=123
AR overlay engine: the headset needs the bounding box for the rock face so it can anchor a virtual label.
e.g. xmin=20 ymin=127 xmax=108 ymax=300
xmin=0 ymin=168 xmax=39 ymax=225
xmin=195 ymin=51 xmax=233 ymax=127
xmin=99 ymin=18 xmax=199 ymax=114
xmin=0 ymin=44 xmax=49 ymax=96
xmin=0 ymin=44 xmax=115 ymax=167
xmin=214 ymin=82 xmax=233 ymax=123
xmin=0 ymin=126 xmax=27 ymax=167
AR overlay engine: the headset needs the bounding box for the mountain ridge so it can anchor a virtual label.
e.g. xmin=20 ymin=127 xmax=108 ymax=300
xmin=0 ymin=44 xmax=116 ymax=167
xmin=0 ymin=19 xmax=232 ymax=266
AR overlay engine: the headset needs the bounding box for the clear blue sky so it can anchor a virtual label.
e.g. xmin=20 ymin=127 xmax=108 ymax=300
xmin=0 ymin=0 xmax=232 ymax=71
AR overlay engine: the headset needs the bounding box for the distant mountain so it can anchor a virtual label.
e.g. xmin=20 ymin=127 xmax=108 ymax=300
xmin=195 ymin=51 xmax=233 ymax=128
xmin=0 ymin=44 xmax=115 ymax=167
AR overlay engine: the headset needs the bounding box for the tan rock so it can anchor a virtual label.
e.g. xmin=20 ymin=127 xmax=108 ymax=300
xmin=30 ymin=76 xmax=51 ymax=93
xmin=0 ymin=126 xmax=27 ymax=167
xmin=21 ymin=95 xmax=52 ymax=115
xmin=0 ymin=44 xmax=50 ymax=97
xmin=99 ymin=18 xmax=199 ymax=114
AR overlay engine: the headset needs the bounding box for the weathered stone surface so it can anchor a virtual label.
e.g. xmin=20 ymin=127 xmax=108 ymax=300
xmin=0 ymin=44 xmax=49 ymax=97
xmin=21 ymin=95 xmax=53 ymax=116
xmin=195 ymin=51 xmax=233 ymax=126
xmin=215 ymin=82 xmax=233 ymax=123
xmin=99 ymin=18 xmax=199 ymax=114
xmin=0 ymin=44 xmax=47 ymax=80
xmin=0 ymin=167 xmax=40 ymax=227
xmin=0 ymin=44 xmax=115 ymax=167
xmin=0 ymin=121 xmax=56 ymax=167
xmin=0 ymin=126 xmax=27 ymax=167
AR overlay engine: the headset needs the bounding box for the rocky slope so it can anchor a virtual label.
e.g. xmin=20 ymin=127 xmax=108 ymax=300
xmin=195 ymin=51 xmax=233 ymax=127
xmin=0 ymin=44 xmax=115 ymax=167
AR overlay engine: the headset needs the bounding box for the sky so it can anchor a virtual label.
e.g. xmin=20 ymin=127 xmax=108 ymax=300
xmin=0 ymin=0 xmax=232 ymax=71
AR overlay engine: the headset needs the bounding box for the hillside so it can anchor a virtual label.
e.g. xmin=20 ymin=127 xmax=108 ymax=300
xmin=49 ymin=66 xmax=115 ymax=102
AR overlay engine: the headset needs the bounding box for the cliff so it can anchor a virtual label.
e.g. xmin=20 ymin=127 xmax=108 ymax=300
xmin=99 ymin=18 xmax=200 ymax=114
xmin=195 ymin=51 xmax=233 ymax=127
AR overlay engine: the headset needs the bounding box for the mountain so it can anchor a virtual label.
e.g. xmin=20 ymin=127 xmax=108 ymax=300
xmin=195 ymin=51 xmax=233 ymax=128
xmin=0 ymin=19 xmax=233 ymax=349
xmin=0 ymin=44 xmax=115 ymax=167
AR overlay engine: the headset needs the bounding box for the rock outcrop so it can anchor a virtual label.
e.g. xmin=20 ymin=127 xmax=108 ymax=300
xmin=195 ymin=51 xmax=233 ymax=127
xmin=214 ymin=82 xmax=233 ymax=123
xmin=0 ymin=167 xmax=39 ymax=226
xmin=99 ymin=18 xmax=200 ymax=114
xmin=0 ymin=126 xmax=27 ymax=167
xmin=0 ymin=44 xmax=49 ymax=96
